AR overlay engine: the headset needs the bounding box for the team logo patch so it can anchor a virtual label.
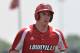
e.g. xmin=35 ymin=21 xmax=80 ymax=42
xmin=30 ymin=36 xmax=35 ymax=40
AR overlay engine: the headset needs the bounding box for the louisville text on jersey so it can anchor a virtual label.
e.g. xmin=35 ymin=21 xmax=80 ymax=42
xmin=29 ymin=44 xmax=56 ymax=51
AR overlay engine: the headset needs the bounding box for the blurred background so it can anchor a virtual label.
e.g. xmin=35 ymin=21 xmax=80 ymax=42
xmin=0 ymin=0 xmax=80 ymax=53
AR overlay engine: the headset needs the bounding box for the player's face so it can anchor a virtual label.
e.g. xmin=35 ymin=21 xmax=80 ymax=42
xmin=39 ymin=11 xmax=51 ymax=24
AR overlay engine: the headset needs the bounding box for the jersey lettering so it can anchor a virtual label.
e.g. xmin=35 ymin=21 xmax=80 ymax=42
xmin=29 ymin=44 xmax=55 ymax=51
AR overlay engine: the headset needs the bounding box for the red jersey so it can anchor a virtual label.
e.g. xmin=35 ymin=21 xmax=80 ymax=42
xmin=9 ymin=24 xmax=68 ymax=53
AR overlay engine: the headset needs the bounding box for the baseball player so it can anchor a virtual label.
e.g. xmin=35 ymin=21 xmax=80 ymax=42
xmin=9 ymin=3 xmax=68 ymax=53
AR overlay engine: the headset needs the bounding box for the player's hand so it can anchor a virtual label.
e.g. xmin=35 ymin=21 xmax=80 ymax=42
xmin=9 ymin=50 xmax=18 ymax=53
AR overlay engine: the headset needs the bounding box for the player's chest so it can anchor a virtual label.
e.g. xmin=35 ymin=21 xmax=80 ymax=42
xmin=24 ymin=32 xmax=59 ymax=45
xmin=23 ymin=32 xmax=58 ymax=52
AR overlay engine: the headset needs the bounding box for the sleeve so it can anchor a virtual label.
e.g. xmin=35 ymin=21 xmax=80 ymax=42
xmin=9 ymin=28 xmax=27 ymax=52
xmin=55 ymin=29 xmax=68 ymax=51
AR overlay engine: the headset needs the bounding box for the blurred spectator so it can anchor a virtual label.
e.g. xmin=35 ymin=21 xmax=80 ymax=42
xmin=66 ymin=34 xmax=80 ymax=53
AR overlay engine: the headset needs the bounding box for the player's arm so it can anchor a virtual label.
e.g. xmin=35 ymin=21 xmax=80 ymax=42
xmin=9 ymin=50 xmax=18 ymax=53
xmin=55 ymin=29 xmax=68 ymax=53
xmin=9 ymin=28 xmax=27 ymax=53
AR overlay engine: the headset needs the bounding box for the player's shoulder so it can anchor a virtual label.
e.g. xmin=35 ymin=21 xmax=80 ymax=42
xmin=19 ymin=25 xmax=34 ymax=32
xmin=51 ymin=27 xmax=65 ymax=41
xmin=53 ymin=28 xmax=63 ymax=36
xmin=49 ymin=26 xmax=63 ymax=36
